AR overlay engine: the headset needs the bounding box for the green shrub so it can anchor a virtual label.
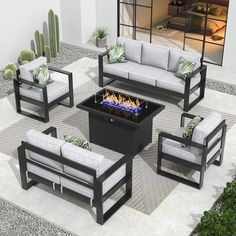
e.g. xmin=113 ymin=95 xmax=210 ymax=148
xmin=196 ymin=179 xmax=236 ymax=235
xmin=3 ymin=69 xmax=14 ymax=80
xmin=4 ymin=64 xmax=17 ymax=76
xmin=19 ymin=49 xmax=36 ymax=64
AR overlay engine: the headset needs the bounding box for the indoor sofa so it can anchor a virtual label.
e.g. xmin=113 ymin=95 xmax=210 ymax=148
xmin=18 ymin=127 xmax=133 ymax=225
xmin=99 ymin=37 xmax=207 ymax=112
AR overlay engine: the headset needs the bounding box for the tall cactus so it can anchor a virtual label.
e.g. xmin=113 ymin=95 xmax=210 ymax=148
xmin=45 ymin=46 xmax=51 ymax=63
xmin=48 ymin=9 xmax=57 ymax=58
xmin=40 ymin=33 xmax=45 ymax=55
xmin=35 ymin=30 xmax=42 ymax=57
xmin=55 ymin=14 xmax=60 ymax=53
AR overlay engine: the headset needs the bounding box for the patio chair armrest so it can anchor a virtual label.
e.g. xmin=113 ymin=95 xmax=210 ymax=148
xmin=48 ymin=66 xmax=72 ymax=76
xmin=14 ymin=77 xmax=46 ymax=89
xmin=42 ymin=127 xmax=57 ymax=137
xmin=98 ymin=50 xmax=108 ymax=59
xmin=97 ymin=155 xmax=133 ymax=183
xmin=159 ymin=132 xmax=205 ymax=149
xmin=180 ymin=113 xmax=204 ymax=127
xmin=187 ymin=65 xmax=207 ymax=80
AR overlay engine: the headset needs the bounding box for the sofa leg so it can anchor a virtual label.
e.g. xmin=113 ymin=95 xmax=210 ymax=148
xmin=43 ymin=106 xmax=49 ymax=123
xmin=199 ymin=170 xmax=205 ymax=189
xmin=99 ymin=75 xmax=104 ymax=87
xmin=157 ymin=152 xmax=162 ymax=174
xmin=183 ymin=96 xmax=190 ymax=112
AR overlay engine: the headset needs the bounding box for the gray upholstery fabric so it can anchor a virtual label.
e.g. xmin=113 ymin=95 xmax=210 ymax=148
xmin=27 ymin=163 xmax=61 ymax=184
xmin=162 ymin=127 xmax=221 ymax=164
xmin=156 ymin=72 xmax=201 ymax=94
xmin=117 ymin=37 xmax=142 ymax=64
xmin=103 ymin=61 xmax=139 ymax=79
xmin=169 ymin=49 xmax=201 ymax=72
xmin=61 ymin=158 xmax=126 ymax=199
xmin=129 ymin=65 xmax=166 ymax=86
xmin=142 ymin=43 xmax=170 ymax=70
xmin=61 ymin=142 xmax=105 ymax=181
xmin=191 ymin=112 xmax=222 ymax=155
xmin=26 ymin=129 xmax=65 ymax=171
xmin=19 ymin=57 xmax=47 ymax=89
xmin=19 ymin=81 xmax=69 ymax=103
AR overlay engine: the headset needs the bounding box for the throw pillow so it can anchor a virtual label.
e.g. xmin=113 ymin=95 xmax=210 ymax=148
xmin=64 ymin=135 xmax=92 ymax=151
xmin=30 ymin=63 xmax=53 ymax=86
xmin=175 ymin=57 xmax=196 ymax=80
xmin=183 ymin=116 xmax=202 ymax=140
xmin=108 ymin=44 xmax=127 ymax=64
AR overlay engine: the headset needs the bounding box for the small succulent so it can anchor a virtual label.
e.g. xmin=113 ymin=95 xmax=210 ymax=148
xmin=3 ymin=69 xmax=14 ymax=80
xmin=92 ymin=27 xmax=109 ymax=39
xmin=4 ymin=63 xmax=17 ymax=76
xmin=19 ymin=49 xmax=36 ymax=64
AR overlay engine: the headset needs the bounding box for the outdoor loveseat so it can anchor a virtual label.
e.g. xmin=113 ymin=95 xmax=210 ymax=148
xmin=18 ymin=127 xmax=133 ymax=225
xmin=99 ymin=37 xmax=207 ymax=112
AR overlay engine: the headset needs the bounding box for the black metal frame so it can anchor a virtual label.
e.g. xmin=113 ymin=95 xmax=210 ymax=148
xmin=157 ymin=113 xmax=227 ymax=189
xmin=98 ymin=51 xmax=207 ymax=112
xmin=18 ymin=127 xmax=133 ymax=225
xmin=184 ymin=0 xmax=230 ymax=66
xmin=13 ymin=66 xmax=74 ymax=123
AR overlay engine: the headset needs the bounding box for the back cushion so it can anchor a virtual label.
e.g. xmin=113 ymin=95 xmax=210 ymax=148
xmin=169 ymin=49 xmax=201 ymax=72
xmin=26 ymin=129 xmax=65 ymax=171
xmin=142 ymin=43 xmax=170 ymax=70
xmin=191 ymin=112 xmax=222 ymax=155
xmin=19 ymin=56 xmax=47 ymax=83
xmin=117 ymin=37 xmax=142 ymax=64
xmin=61 ymin=142 xmax=105 ymax=183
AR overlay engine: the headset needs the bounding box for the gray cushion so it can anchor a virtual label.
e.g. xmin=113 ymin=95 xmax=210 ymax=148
xmin=169 ymin=49 xmax=201 ymax=72
xmin=142 ymin=43 xmax=170 ymax=70
xmin=103 ymin=60 xmax=139 ymax=79
xmin=60 ymin=158 xmax=126 ymax=199
xmin=19 ymin=81 xmax=69 ymax=103
xmin=27 ymin=163 xmax=61 ymax=184
xmin=162 ymin=137 xmax=221 ymax=164
xmin=61 ymin=142 xmax=105 ymax=183
xmin=129 ymin=65 xmax=166 ymax=86
xmin=156 ymin=71 xmax=201 ymax=94
xmin=19 ymin=57 xmax=47 ymax=89
xmin=117 ymin=37 xmax=143 ymax=64
xmin=26 ymin=129 xmax=65 ymax=171
xmin=191 ymin=112 xmax=222 ymax=155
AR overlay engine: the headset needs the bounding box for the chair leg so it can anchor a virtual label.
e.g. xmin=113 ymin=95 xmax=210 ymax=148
xmin=157 ymin=151 xmax=162 ymax=174
xmin=183 ymin=95 xmax=190 ymax=112
xmin=199 ymin=169 xmax=205 ymax=189
xmin=43 ymin=106 xmax=49 ymax=123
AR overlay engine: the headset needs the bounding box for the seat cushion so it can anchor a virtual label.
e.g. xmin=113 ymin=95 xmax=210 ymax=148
xmin=192 ymin=112 xmax=222 ymax=155
xmin=169 ymin=49 xmax=201 ymax=72
xmin=19 ymin=81 xmax=69 ymax=103
xmin=156 ymin=71 xmax=201 ymax=94
xmin=117 ymin=37 xmax=143 ymax=64
xmin=27 ymin=163 xmax=61 ymax=184
xmin=61 ymin=142 xmax=105 ymax=183
xmin=26 ymin=129 xmax=65 ymax=171
xmin=19 ymin=57 xmax=47 ymax=89
xmin=60 ymin=158 xmax=126 ymax=199
xmin=129 ymin=65 xmax=166 ymax=86
xmin=142 ymin=43 xmax=170 ymax=70
xmin=103 ymin=60 xmax=139 ymax=79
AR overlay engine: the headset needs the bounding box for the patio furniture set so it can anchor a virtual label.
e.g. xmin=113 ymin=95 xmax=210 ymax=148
xmin=15 ymin=37 xmax=227 ymax=224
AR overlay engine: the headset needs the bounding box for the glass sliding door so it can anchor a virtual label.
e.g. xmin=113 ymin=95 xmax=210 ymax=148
xmin=184 ymin=0 xmax=229 ymax=66
xmin=118 ymin=0 xmax=153 ymax=43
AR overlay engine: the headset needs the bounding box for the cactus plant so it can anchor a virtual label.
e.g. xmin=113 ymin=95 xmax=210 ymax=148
xmin=40 ymin=33 xmax=45 ymax=55
xmin=45 ymin=46 xmax=51 ymax=63
xmin=48 ymin=9 xmax=57 ymax=58
xmin=55 ymin=14 xmax=60 ymax=53
xmin=3 ymin=69 xmax=14 ymax=80
xmin=35 ymin=30 xmax=42 ymax=57
xmin=19 ymin=49 xmax=36 ymax=64
xmin=4 ymin=64 xmax=17 ymax=76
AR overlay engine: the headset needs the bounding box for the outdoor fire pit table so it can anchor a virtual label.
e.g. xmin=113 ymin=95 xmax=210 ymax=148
xmin=77 ymin=88 xmax=165 ymax=155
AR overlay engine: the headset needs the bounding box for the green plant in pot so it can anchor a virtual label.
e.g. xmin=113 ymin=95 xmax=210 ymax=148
xmin=92 ymin=27 xmax=109 ymax=48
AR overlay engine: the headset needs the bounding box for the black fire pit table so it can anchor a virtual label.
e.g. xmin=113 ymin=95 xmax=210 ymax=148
xmin=77 ymin=88 xmax=165 ymax=155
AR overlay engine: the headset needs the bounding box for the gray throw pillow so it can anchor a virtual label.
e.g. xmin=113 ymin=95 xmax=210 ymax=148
xmin=64 ymin=135 xmax=92 ymax=151
xmin=108 ymin=44 xmax=127 ymax=64
xmin=30 ymin=63 xmax=53 ymax=86
xmin=175 ymin=57 xmax=196 ymax=80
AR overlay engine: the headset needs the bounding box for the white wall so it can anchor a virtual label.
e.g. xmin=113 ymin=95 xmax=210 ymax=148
xmin=96 ymin=0 xmax=117 ymax=44
xmin=61 ymin=0 xmax=96 ymax=45
xmin=0 ymin=0 xmax=61 ymax=69
xmin=223 ymin=0 xmax=236 ymax=69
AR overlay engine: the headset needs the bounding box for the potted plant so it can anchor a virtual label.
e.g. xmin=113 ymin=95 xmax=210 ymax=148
xmin=92 ymin=27 xmax=109 ymax=48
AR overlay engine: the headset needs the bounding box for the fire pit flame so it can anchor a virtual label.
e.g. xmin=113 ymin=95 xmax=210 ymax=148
xmin=101 ymin=91 xmax=142 ymax=114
